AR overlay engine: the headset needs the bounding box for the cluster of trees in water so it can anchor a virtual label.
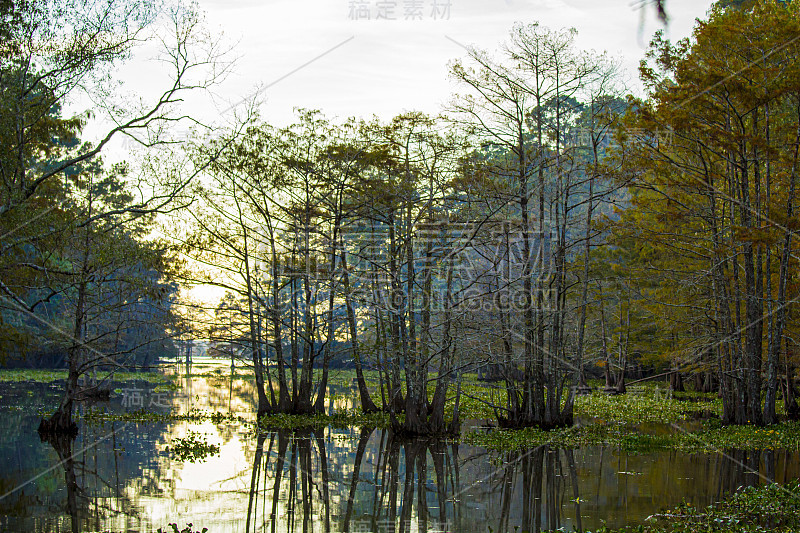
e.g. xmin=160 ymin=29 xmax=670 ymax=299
xmin=194 ymin=0 xmax=800 ymax=432
xmin=1 ymin=0 xmax=799 ymax=434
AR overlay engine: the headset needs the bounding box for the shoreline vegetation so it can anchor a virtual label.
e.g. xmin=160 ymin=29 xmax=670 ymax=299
xmin=9 ymin=367 xmax=794 ymax=454
xmin=591 ymin=480 xmax=800 ymax=533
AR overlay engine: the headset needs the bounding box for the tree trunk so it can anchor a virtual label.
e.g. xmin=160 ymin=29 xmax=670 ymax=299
xmin=341 ymin=248 xmax=378 ymax=413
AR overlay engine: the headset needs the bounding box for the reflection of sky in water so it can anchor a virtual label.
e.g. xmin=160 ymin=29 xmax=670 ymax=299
xmin=1 ymin=358 xmax=798 ymax=532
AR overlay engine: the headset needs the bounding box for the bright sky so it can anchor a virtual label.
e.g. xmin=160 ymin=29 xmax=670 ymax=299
xmin=99 ymin=0 xmax=717 ymax=137
xmin=214 ymin=0 xmax=716 ymax=125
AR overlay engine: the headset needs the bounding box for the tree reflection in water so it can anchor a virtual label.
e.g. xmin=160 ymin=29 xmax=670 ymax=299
xmin=243 ymin=428 xmax=587 ymax=533
xmin=19 ymin=419 xmax=800 ymax=532
xmin=37 ymin=420 xmax=138 ymax=533
xmin=241 ymin=426 xmax=800 ymax=533
xmin=246 ymin=427 xmax=333 ymax=533
xmin=41 ymin=432 xmax=82 ymax=533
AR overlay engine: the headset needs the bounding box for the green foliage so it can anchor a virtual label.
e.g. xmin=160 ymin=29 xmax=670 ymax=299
xmin=467 ymin=418 xmax=800 ymax=454
xmin=611 ymin=0 xmax=800 ymax=426
xmin=166 ymin=431 xmax=220 ymax=463
xmin=0 ymin=370 xmax=66 ymax=383
xmin=466 ymin=388 xmax=800 ymax=453
xmin=576 ymin=390 xmax=719 ymax=424
xmin=455 ymin=381 xmax=508 ymax=420
xmin=0 ymin=369 xmax=176 ymax=384
xmin=455 ymin=380 xmax=722 ymax=424
xmin=687 ymin=421 xmax=800 ymax=452
xmin=466 ymin=423 xmax=676 ymax=452
xmin=85 ymin=407 xmax=251 ymax=426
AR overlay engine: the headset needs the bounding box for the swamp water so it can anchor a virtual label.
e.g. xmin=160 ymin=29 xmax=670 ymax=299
xmin=0 ymin=358 xmax=797 ymax=533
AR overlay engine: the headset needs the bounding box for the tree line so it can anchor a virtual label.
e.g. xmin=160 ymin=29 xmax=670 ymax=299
xmin=1 ymin=0 xmax=798 ymax=434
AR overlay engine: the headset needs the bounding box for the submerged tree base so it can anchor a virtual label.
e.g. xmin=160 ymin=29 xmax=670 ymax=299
xmin=497 ymin=411 xmax=574 ymax=431
xmin=37 ymin=411 xmax=78 ymax=437
xmin=388 ymin=420 xmax=460 ymax=439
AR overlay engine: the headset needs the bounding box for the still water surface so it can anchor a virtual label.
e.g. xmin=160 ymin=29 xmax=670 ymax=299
xmin=0 ymin=358 xmax=796 ymax=532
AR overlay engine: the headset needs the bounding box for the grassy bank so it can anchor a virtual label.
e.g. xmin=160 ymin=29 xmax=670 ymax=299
xmin=464 ymin=418 xmax=800 ymax=453
xmin=0 ymin=368 xmax=177 ymax=383
xmin=589 ymin=480 xmax=800 ymax=533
